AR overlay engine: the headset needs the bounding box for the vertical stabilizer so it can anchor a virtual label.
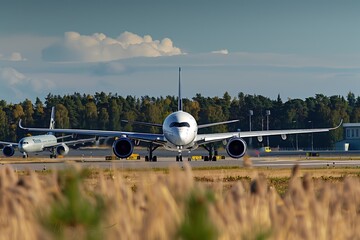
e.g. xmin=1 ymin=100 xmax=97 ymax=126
xmin=178 ymin=67 xmax=182 ymax=111
xmin=48 ymin=107 xmax=55 ymax=134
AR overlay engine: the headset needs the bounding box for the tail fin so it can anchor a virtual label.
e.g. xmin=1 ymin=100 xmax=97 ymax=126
xmin=178 ymin=67 xmax=182 ymax=111
xmin=49 ymin=107 xmax=55 ymax=134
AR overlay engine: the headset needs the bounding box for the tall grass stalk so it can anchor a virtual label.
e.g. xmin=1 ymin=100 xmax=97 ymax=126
xmin=0 ymin=164 xmax=359 ymax=239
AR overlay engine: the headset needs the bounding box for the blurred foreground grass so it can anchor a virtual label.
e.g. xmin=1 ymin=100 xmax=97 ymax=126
xmin=0 ymin=164 xmax=360 ymax=239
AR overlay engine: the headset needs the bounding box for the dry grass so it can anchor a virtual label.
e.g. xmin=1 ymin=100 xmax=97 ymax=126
xmin=0 ymin=164 xmax=359 ymax=240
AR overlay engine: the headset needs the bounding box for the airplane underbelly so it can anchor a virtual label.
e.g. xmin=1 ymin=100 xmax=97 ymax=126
xmin=164 ymin=142 xmax=198 ymax=151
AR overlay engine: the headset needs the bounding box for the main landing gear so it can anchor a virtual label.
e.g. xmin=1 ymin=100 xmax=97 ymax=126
xmin=145 ymin=143 xmax=159 ymax=162
xmin=50 ymin=148 xmax=57 ymax=159
xmin=202 ymin=144 xmax=218 ymax=161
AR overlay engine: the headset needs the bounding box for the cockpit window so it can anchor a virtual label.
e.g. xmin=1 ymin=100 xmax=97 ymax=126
xmin=20 ymin=140 xmax=29 ymax=145
xmin=169 ymin=122 xmax=190 ymax=128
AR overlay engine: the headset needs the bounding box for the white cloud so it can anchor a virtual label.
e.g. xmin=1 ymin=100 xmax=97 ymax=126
xmin=211 ymin=49 xmax=229 ymax=55
xmin=0 ymin=67 xmax=55 ymax=102
xmin=1 ymin=67 xmax=23 ymax=84
xmin=42 ymin=31 xmax=182 ymax=62
xmin=0 ymin=52 xmax=26 ymax=61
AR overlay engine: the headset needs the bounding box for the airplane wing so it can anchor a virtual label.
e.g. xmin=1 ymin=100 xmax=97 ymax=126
xmin=196 ymin=120 xmax=342 ymax=145
xmin=0 ymin=141 xmax=18 ymax=147
xmin=60 ymin=137 xmax=98 ymax=147
xmin=56 ymin=135 xmax=75 ymax=140
xmin=19 ymin=120 xmax=167 ymax=144
xmin=41 ymin=137 xmax=99 ymax=149
xmin=198 ymin=119 xmax=239 ymax=129
xmin=121 ymin=120 xmax=163 ymax=128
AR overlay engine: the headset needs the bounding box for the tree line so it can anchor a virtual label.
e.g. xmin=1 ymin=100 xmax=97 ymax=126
xmin=0 ymin=91 xmax=357 ymax=149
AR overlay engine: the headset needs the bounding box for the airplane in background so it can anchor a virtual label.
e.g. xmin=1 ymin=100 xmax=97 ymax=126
xmin=19 ymin=68 xmax=342 ymax=161
xmin=0 ymin=107 xmax=97 ymax=158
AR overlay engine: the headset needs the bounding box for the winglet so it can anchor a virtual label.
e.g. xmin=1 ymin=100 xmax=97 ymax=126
xmin=178 ymin=67 xmax=182 ymax=111
xmin=332 ymin=119 xmax=343 ymax=130
xmin=18 ymin=119 xmax=25 ymax=130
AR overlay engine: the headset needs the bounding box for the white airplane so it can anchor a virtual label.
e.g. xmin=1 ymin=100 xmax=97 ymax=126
xmin=1 ymin=107 xmax=97 ymax=158
xmin=19 ymin=68 xmax=342 ymax=161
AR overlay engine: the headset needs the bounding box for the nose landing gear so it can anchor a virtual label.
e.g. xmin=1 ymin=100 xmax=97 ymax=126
xmin=176 ymin=154 xmax=183 ymax=162
xmin=176 ymin=146 xmax=183 ymax=161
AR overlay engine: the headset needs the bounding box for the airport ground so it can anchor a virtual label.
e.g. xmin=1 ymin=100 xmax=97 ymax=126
xmin=1 ymin=147 xmax=360 ymax=172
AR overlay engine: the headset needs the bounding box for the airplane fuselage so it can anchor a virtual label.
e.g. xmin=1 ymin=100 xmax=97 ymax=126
xmin=162 ymin=111 xmax=198 ymax=151
xmin=18 ymin=135 xmax=57 ymax=153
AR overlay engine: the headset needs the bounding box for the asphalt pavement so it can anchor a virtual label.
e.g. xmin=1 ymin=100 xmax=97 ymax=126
xmin=1 ymin=147 xmax=360 ymax=171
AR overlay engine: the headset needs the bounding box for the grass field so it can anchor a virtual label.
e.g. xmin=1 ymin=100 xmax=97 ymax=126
xmin=0 ymin=164 xmax=359 ymax=239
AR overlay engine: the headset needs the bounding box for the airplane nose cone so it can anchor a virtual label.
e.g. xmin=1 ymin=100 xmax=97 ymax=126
xmin=19 ymin=142 xmax=29 ymax=153
xmin=18 ymin=144 xmax=24 ymax=152
xmin=177 ymin=129 xmax=190 ymax=145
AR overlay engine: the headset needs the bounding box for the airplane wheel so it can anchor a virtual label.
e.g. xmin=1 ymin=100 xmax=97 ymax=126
xmin=204 ymin=156 xmax=209 ymax=161
xmin=179 ymin=156 xmax=183 ymax=162
xmin=212 ymin=156 xmax=217 ymax=161
xmin=152 ymin=156 xmax=157 ymax=162
xmin=188 ymin=157 xmax=191 ymax=161
xmin=176 ymin=156 xmax=179 ymax=162
xmin=145 ymin=156 xmax=149 ymax=161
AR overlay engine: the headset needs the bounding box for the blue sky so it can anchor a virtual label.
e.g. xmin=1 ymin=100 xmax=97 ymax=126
xmin=1 ymin=0 xmax=360 ymax=103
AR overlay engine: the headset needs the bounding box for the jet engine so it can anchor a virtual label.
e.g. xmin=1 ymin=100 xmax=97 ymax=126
xmin=226 ymin=137 xmax=247 ymax=158
xmin=56 ymin=143 xmax=70 ymax=156
xmin=2 ymin=146 xmax=15 ymax=157
xmin=112 ymin=137 xmax=134 ymax=159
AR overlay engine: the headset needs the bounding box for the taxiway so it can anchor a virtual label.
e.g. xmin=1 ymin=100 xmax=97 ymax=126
xmin=1 ymin=148 xmax=360 ymax=171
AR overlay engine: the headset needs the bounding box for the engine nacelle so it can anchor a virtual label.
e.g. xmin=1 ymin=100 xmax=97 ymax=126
xmin=112 ymin=137 xmax=134 ymax=159
xmin=2 ymin=146 xmax=15 ymax=157
xmin=56 ymin=143 xmax=69 ymax=156
xmin=226 ymin=137 xmax=247 ymax=158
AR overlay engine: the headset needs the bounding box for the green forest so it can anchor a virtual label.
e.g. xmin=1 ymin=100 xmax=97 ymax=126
xmin=0 ymin=91 xmax=356 ymax=150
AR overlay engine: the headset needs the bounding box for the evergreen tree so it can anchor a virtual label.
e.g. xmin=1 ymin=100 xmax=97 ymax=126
xmin=109 ymin=98 xmax=121 ymax=130
xmin=0 ymin=107 xmax=8 ymax=140
xmin=22 ymin=99 xmax=34 ymax=126
xmin=98 ymin=108 xmax=109 ymax=130
xmin=34 ymin=97 xmax=45 ymax=127
xmin=55 ymin=103 xmax=70 ymax=129
xmin=85 ymin=100 xmax=98 ymax=129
